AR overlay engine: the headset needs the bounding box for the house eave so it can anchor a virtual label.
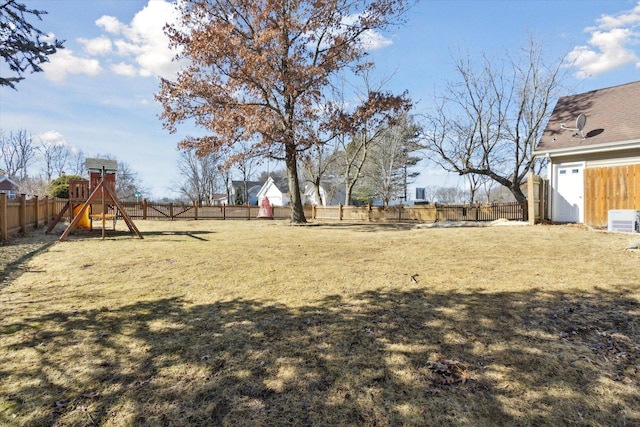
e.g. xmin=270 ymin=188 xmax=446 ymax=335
xmin=533 ymin=138 xmax=640 ymax=159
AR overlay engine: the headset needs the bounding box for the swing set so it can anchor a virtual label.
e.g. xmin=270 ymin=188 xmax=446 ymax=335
xmin=46 ymin=158 xmax=143 ymax=241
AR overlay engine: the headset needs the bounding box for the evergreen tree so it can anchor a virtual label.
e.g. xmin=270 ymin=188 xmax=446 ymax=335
xmin=0 ymin=1 xmax=64 ymax=88
xmin=49 ymin=174 xmax=83 ymax=198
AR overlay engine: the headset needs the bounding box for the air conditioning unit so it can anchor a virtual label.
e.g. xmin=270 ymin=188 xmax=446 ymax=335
xmin=608 ymin=210 xmax=640 ymax=233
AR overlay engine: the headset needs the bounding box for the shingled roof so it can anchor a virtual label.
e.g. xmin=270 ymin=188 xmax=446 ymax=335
xmin=535 ymin=80 xmax=640 ymax=154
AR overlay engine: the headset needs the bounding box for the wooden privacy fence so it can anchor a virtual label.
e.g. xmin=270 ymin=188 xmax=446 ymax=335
xmin=1 ymin=195 xmax=525 ymax=241
xmin=314 ymin=202 xmax=526 ymax=222
xmin=0 ymin=193 xmax=64 ymax=241
xmin=116 ymin=200 xmax=525 ymax=223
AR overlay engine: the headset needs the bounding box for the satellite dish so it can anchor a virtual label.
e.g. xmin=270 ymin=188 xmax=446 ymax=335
xmin=560 ymin=114 xmax=587 ymax=139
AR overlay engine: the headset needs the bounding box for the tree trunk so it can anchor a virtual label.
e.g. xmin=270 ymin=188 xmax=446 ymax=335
xmin=285 ymin=143 xmax=307 ymax=224
xmin=344 ymin=180 xmax=356 ymax=206
xmin=510 ymin=185 xmax=528 ymax=221
xmin=313 ymin=180 xmax=324 ymax=206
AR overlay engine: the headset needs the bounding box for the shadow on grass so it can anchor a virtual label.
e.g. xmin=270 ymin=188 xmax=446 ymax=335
xmin=138 ymin=230 xmax=214 ymax=241
xmin=315 ymin=222 xmax=418 ymax=232
xmin=60 ymin=229 xmax=215 ymax=242
xmin=0 ymin=232 xmax=59 ymax=291
xmin=1 ymin=288 xmax=639 ymax=426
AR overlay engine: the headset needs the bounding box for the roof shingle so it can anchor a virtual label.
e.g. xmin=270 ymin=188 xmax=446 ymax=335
xmin=536 ymin=80 xmax=640 ymax=153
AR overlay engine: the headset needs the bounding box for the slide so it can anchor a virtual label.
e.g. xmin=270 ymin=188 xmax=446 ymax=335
xmin=72 ymin=204 xmax=91 ymax=229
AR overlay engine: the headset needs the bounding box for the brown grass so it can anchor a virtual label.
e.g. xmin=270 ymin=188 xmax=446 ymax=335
xmin=1 ymin=220 xmax=639 ymax=426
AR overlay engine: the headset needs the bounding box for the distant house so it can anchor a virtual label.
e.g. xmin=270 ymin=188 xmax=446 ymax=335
xmin=304 ymin=178 xmax=345 ymax=206
xmin=302 ymin=182 xmax=335 ymax=206
xmin=534 ymin=81 xmax=640 ymax=227
xmin=230 ymin=180 xmax=263 ymax=205
xmin=256 ymin=175 xmax=343 ymax=207
xmin=0 ymin=176 xmax=19 ymax=199
xmin=256 ymin=176 xmax=290 ymax=207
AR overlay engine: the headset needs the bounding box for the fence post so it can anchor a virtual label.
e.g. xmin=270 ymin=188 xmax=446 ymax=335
xmin=541 ymin=179 xmax=548 ymax=222
xmin=223 ymin=204 xmax=226 ymax=220
xmin=169 ymin=203 xmax=174 ymax=221
xmin=194 ymin=200 xmax=198 ymax=220
xmin=311 ymin=204 xmax=316 ymax=220
xmin=142 ymin=199 xmax=148 ymax=220
xmin=398 ymin=204 xmax=403 ymax=222
xmin=33 ymin=195 xmax=40 ymax=228
xmin=527 ymin=171 xmax=536 ymax=224
xmin=367 ymin=204 xmax=371 ymax=222
xmin=19 ymin=194 xmax=27 ymax=233
xmin=44 ymin=196 xmax=49 ymax=225
xmin=339 ymin=204 xmax=343 ymax=221
xmin=0 ymin=193 xmax=7 ymax=241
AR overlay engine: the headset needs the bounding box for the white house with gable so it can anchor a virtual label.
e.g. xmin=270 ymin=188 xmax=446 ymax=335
xmin=256 ymin=176 xmax=290 ymax=207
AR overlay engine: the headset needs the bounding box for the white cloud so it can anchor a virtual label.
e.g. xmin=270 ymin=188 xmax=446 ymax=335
xmin=95 ymin=0 xmax=183 ymax=79
xmin=114 ymin=39 xmax=144 ymax=57
xmin=359 ymin=29 xmax=393 ymax=50
xmin=42 ymin=1 xmax=182 ymax=83
xmin=590 ymin=3 xmax=640 ymax=30
xmin=79 ymin=36 xmax=113 ymax=55
xmin=41 ymin=49 xmax=103 ymax=82
xmin=341 ymin=14 xmax=393 ymax=51
xmin=111 ymin=62 xmax=138 ymax=77
xmin=37 ymin=130 xmax=67 ymax=146
xmin=95 ymin=15 xmax=126 ymax=34
xmin=569 ymin=1 xmax=640 ymax=78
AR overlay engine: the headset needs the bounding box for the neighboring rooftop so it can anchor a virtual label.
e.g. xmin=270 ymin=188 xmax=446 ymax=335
xmin=536 ymin=80 xmax=640 ymax=154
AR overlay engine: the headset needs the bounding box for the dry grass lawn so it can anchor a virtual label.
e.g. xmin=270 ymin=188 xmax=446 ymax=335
xmin=1 ymin=219 xmax=639 ymax=426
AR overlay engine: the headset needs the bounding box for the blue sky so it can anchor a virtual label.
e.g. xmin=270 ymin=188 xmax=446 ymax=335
xmin=2 ymin=0 xmax=640 ymax=199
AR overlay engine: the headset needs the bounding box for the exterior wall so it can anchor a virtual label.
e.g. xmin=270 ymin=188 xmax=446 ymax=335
xmin=302 ymin=185 xmax=327 ymax=206
xmin=0 ymin=177 xmax=19 ymax=199
xmin=546 ymin=147 xmax=640 ymax=227
xmin=258 ymin=184 xmax=289 ymax=207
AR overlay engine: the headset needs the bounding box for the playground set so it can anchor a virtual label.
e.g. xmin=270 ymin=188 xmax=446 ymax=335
xmin=46 ymin=158 xmax=143 ymax=241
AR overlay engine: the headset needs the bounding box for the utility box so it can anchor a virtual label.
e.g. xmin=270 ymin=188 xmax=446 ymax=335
xmin=608 ymin=210 xmax=640 ymax=233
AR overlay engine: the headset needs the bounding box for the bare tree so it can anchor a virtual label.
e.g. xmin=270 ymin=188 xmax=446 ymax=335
xmin=328 ymin=66 xmax=412 ymax=205
xmin=465 ymin=173 xmax=493 ymax=204
xmin=157 ymin=0 xmax=411 ymax=223
xmin=424 ymin=39 xmax=567 ymax=215
xmin=68 ymin=149 xmax=86 ymax=176
xmin=299 ymin=106 xmax=342 ymax=206
xmin=232 ymin=140 xmax=260 ymax=206
xmin=115 ymin=161 xmax=147 ymax=201
xmin=301 ymin=143 xmax=338 ymax=206
xmin=434 ymin=186 xmax=469 ymax=204
xmin=359 ymin=113 xmax=421 ymax=206
xmin=0 ymin=129 xmax=36 ymax=180
xmin=39 ymin=140 xmax=69 ymax=181
xmin=177 ymin=148 xmax=224 ymax=205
